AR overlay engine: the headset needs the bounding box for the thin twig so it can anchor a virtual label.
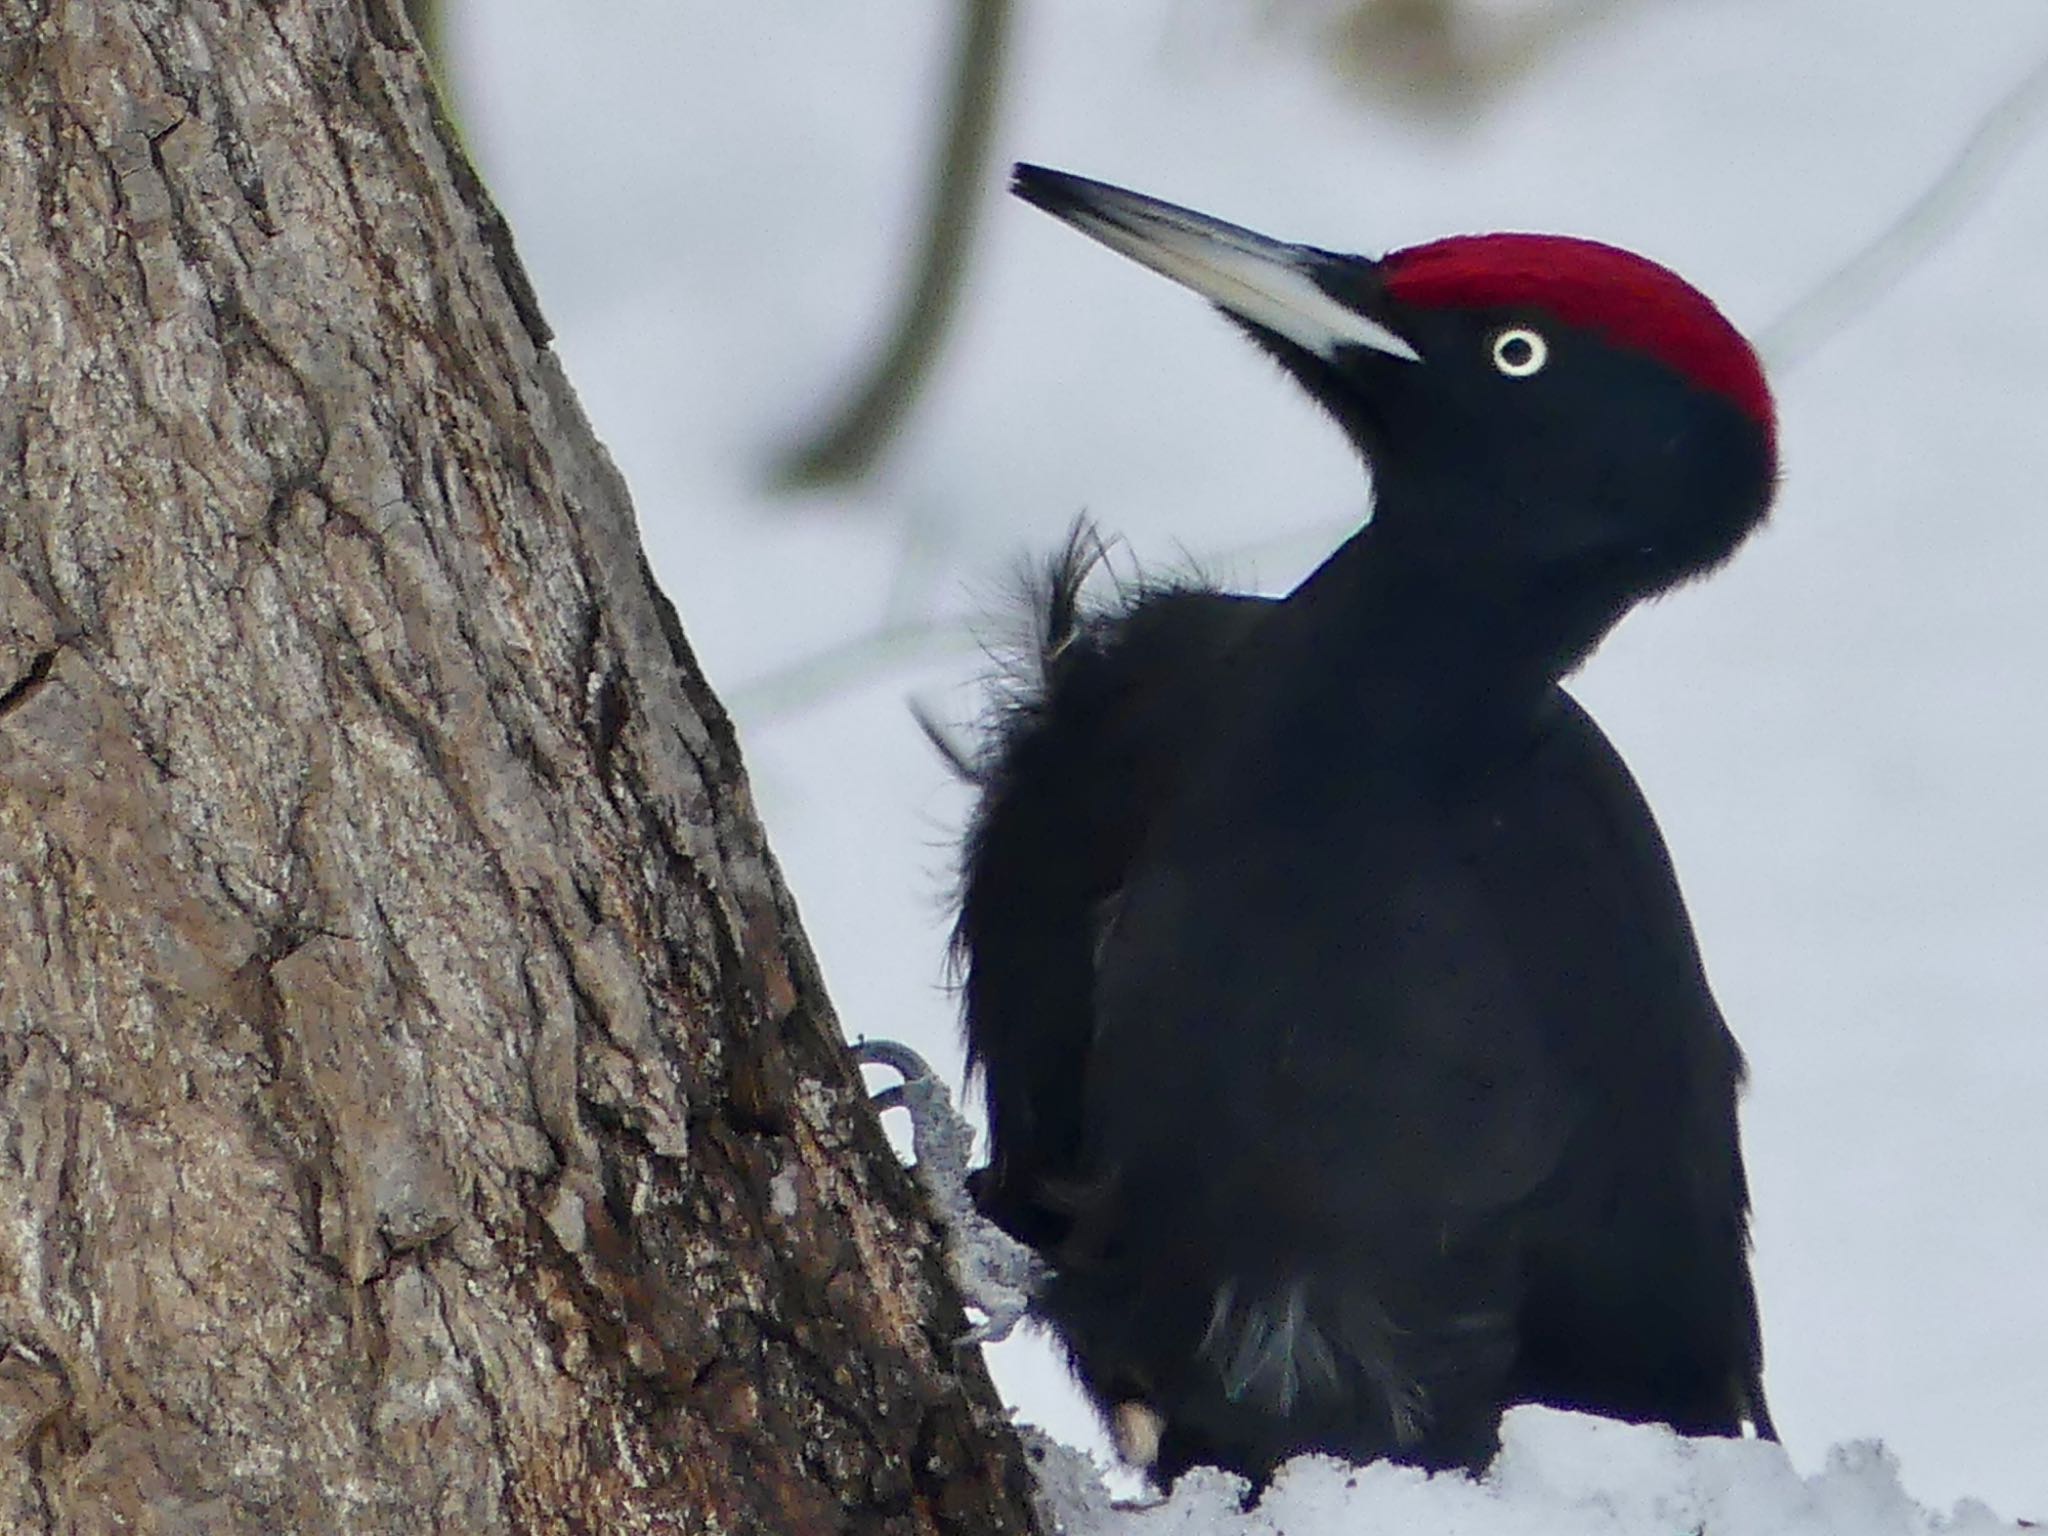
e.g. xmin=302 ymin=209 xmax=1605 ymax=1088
xmin=728 ymin=621 xmax=986 ymax=719
xmin=774 ymin=0 xmax=1015 ymax=489
xmin=1759 ymin=42 xmax=2048 ymax=371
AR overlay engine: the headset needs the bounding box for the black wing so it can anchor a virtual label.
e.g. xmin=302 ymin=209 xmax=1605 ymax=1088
xmin=952 ymin=526 xmax=1267 ymax=1248
xmin=1499 ymin=695 xmax=1773 ymax=1444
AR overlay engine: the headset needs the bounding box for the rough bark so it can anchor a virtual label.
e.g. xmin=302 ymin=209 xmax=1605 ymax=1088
xmin=0 ymin=3 xmax=1038 ymax=1533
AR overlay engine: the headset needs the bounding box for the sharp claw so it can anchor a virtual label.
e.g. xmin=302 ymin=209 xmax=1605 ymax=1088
xmin=866 ymin=1083 xmax=910 ymax=1114
xmin=853 ymin=1038 xmax=975 ymax=1195
xmin=851 ymin=1038 xmax=937 ymax=1083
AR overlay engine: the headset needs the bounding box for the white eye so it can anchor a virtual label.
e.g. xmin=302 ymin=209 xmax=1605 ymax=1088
xmin=1490 ymin=327 xmax=1548 ymax=378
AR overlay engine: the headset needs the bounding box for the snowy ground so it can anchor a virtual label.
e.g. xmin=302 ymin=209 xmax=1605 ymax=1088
xmin=453 ymin=2 xmax=2048 ymax=1522
xmin=1027 ymin=1407 xmax=2027 ymax=1535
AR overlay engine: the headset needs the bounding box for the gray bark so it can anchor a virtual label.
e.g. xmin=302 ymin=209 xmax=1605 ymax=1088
xmin=0 ymin=3 xmax=1037 ymax=1532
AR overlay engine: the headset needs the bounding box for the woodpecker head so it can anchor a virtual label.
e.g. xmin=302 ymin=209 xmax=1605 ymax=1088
xmin=1013 ymin=165 xmax=1776 ymax=600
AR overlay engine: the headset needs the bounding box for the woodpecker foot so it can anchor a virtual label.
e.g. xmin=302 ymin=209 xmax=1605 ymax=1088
xmin=852 ymin=1038 xmax=1045 ymax=1343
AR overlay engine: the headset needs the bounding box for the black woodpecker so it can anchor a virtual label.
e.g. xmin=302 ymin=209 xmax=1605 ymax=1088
xmin=949 ymin=165 xmax=1779 ymax=1485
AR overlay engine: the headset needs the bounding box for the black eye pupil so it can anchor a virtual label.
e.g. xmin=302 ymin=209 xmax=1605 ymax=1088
xmin=1499 ymin=336 xmax=1533 ymax=368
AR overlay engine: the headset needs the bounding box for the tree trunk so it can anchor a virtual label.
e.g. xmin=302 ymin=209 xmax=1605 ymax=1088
xmin=0 ymin=4 xmax=1038 ymax=1532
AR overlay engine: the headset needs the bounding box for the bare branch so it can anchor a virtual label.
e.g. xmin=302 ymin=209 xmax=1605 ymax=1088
xmin=1760 ymin=42 xmax=2048 ymax=370
xmin=775 ymin=0 xmax=1015 ymax=490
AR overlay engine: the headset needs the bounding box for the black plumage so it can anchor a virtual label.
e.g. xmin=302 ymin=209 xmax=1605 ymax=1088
xmin=951 ymin=166 xmax=1777 ymax=1484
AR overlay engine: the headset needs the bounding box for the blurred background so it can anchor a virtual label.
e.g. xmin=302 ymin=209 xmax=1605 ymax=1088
xmin=440 ymin=1 xmax=2047 ymax=1516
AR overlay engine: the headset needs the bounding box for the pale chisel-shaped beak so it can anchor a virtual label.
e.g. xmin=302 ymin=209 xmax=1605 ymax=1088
xmin=1012 ymin=164 xmax=1422 ymax=364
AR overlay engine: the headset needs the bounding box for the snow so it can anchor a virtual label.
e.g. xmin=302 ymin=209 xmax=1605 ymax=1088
xmin=451 ymin=1 xmax=2048 ymax=1524
xmin=1027 ymin=1411 xmax=2024 ymax=1536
